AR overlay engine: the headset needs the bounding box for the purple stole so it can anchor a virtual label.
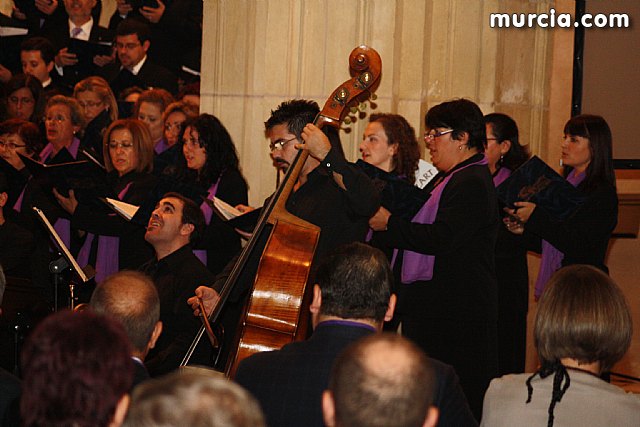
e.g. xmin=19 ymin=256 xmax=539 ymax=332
xmin=534 ymin=170 xmax=586 ymax=298
xmin=492 ymin=166 xmax=511 ymax=187
xmin=392 ymin=156 xmax=489 ymax=283
xmin=77 ymin=182 xmax=132 ymax=283
xmin=193 ymin=178 xmax=221 ymax=266
xmin=17 ymin=138 xmax=81 ymax=248
xmin=154 ymin=138 xmax=170 ymax=154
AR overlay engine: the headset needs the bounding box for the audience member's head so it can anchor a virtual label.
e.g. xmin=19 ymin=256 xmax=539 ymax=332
xmin=20 ymin=310 xmax=132 ymax=427
xmin=535 ymin=264 xmax=632 ymax=374
xmin=90 ymin=271 xmax=162 ymax=360
xmin=311 ymin=242 xmax=395 ymax=328
xmin=324 ymin=333 xmax=438 ymax=427
xmin=123 ymin=370 xmax=266 ymax=427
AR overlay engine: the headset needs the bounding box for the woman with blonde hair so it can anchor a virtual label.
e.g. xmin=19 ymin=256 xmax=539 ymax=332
xmin=74 ymin=76 xmax=119 ymax=163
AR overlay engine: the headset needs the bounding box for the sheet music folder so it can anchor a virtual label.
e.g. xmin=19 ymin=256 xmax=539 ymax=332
xmin=495 ymin=155 xmax=586 ymax=221
xmin=32 ymin=206 xmax=92 ymax=283
xmin=356 ymin=160 xmax=429 ymax=220
xmin=19 ymin=153 xmax=113 ymax=206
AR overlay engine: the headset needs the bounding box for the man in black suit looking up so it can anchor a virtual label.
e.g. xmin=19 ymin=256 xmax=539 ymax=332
xmin=102 ymin=18 xmax=178 ymax=97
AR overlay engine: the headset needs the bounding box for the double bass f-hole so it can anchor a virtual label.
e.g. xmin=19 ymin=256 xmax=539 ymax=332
xmin=181 ymin=46 xmax=382 ymax=377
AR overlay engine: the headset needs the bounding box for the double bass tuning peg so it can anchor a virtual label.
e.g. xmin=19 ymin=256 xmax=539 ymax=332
xmin=370 ymin=92 xmax=378 ymax=101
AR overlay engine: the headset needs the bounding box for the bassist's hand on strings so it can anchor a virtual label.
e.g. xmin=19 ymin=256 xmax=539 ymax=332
xmin=298 ymin=123 xmax=331 ymax=161
xmin=188 ymin=286 xmax=220 ymax=317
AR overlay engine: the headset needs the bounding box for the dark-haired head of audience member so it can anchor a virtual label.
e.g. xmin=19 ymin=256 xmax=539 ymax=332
xmin=20 ymin=37 xmax=56 ymax=85
xmin=179 ymin=113 xmax=241 ymax=185
xmin=535 ymin=264 xmax=632 ymax=375
xmin=3 ymin=74 xmax=45 ymax=124
xmin=0 ymin=118 xmax=44 ymax=165
xmin=324 ymin=333 xmax=438 ymax=427
xmin=123 ymin=370 xmax=266 ymax=427
xmin=311 ymin=242 xmax=395 ymax=328
xmin=425 ymin=98 xmax=486 ymax=153
xmin=20 ymin=310 xmax=133 ymax=427
xmin=115 ymin=19 xmax=152 ymax=71
xmin=102 ymin=119 xmax=155 ymax=175
xmin=90 ymin=270 xmax=162 ymax=361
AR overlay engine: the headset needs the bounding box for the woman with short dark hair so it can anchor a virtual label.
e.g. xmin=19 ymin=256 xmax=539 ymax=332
xmin=369 ymin=98 xmax=499 ymax=418
xmin=481 ymin=265 xmax=639 ymax=427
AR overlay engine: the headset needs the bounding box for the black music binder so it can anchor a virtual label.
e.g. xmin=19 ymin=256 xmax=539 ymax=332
xmin=495 ymin=155 xmax=586 ymax=221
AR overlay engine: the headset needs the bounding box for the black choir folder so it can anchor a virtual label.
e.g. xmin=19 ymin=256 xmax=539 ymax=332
xmin=18 ymin=153 xmax=113 ymax=206
xmin=356 ymin=160 xmax=429 ymax=220
xmin=495 ymin=155 xmax=586 ymax=221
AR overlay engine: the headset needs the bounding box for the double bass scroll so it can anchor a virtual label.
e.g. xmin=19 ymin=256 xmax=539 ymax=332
xmin=180 ymin=46 xmax=382 ymax=377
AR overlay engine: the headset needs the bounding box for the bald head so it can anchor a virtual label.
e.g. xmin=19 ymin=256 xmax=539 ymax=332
xmin=90 ymin=271 xmax=161 ymax=357
xmin=325 ymin=333 xmax=437 ymax=427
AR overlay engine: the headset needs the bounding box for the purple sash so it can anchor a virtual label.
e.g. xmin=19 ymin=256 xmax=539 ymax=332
xmin=77 ymin=182 xmax=132 ymax=283
xmin=193 ymin=178 xmax=221 ymax=266
xmin=42 ymin=138 xmax=81 ymax=249
xmin=534 ymin=170 xmax=585 ymax=298
xmin=393 ymin=156 xmax=489 ymax=283
xmin=154 ymin=138 xmax=170 ymax=154
xmin=493 ymin=167 xmax=511 ymax=187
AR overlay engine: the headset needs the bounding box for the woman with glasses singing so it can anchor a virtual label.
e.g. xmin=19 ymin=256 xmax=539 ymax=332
xmin=504 ymin=115 xmax=618 ymax=299
xmin=1 ymin=74 xmax=46 ymax=125
xmin=167 ymin=113 xmax=248 ymax=276
xmin=369 ymin=99 xmax=498 ymax=420
xmin=54 ymin=119 xmax=157 ymax=282
xmin=484 ymin=113 xmax=531 ymax=377
xmin=74 ymin=76 xmax=119 ymax=164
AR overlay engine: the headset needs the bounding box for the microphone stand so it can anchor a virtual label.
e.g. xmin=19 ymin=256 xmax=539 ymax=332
xmin=49 ymin=255 xmax=69 ymax=311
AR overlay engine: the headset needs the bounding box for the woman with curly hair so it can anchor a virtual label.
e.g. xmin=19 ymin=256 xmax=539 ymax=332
xmin=359 ymin=113 xmax=421 ymax=183
xmin=175 ymin=113 xmax=248 ymax=275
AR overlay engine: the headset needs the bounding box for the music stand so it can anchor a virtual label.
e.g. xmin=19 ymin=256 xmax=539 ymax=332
xmin=32 ymin=207 xmax=94 ymax=310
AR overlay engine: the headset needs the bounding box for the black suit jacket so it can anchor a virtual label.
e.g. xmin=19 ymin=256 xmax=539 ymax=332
xmin=234 ymin=322 xmax=374 ymax=427
xmin=102 ymin=58 xmax=178 ymax=98
xmin=40 ymin=21 xmax=114 ymax=91
xmin=234 ymin=323 xmax=477 ymax=427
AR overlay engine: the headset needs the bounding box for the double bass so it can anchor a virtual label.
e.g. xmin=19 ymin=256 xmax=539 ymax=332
xmin=182 ymin=46 xmax=382 ymax=377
